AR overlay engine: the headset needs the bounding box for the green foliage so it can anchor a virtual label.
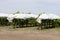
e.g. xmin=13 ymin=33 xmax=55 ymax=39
xmin=54 ymin=19 xmax=60 ymax=26
xmin=16 ymin=11 xmax=20 ymax=14
xmin=0 ymin=17 xmax=9 ymax=26
xmin=27 ymin=18 xmax=38 ymax=26
xmin=28 ymin=12 xmax=31 ymax=14
xmin=39 ymin=19 xmax=60 ymax=29
xmin=40 ymin=19 xmax=56 ymax=29
xmin=12 ymin=18 xmax=39 ymax=28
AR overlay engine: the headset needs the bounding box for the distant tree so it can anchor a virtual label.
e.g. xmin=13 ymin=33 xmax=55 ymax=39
xmin=16 ymin=11 xmax=20 ymax=14
xmin=28 ymin=12 xmax=31 ymax=14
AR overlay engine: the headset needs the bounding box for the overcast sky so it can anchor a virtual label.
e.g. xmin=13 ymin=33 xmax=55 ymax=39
xmin=0 ymin=0 xmax=60 ymax=15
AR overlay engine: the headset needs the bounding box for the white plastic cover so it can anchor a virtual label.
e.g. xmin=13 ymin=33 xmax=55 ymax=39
xmin=7 ymin=14 xmax=38 ymax=22
xmin=0 ymin=13 xmax=9 ymax=17
xmin=37 ymin=13 xmax=60 ymax=23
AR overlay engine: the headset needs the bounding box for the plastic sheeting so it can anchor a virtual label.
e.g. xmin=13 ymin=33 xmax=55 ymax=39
xmin=37 ymin=13 xmax=60 ymax=23
xmin=0 ymin=13 xmax=9 ymax=17
xmin=7 ymin=14 xmax=38 ymax=22
xmin=14 ymin=14 xmax=38 ymax=19
xmin=48 ymin=14 xmax=60 ymax=19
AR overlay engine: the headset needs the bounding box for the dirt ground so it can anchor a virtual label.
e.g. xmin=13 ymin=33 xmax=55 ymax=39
xmin=0 ymin=30 xmax=60 ymax=40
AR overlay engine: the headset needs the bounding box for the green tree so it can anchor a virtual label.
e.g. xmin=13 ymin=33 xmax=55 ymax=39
xmin=28 ymin=12 xmax=31 ymax=14
xmin=16 ymin=11 xmax=20 ymax=14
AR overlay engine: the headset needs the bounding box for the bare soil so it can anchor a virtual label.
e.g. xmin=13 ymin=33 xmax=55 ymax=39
xmin=0 ymin=30 xmax=60 ymax=40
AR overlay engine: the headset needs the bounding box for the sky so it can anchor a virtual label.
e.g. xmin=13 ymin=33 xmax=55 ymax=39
xmin=0 ymin=0 xmax=60 ymax=15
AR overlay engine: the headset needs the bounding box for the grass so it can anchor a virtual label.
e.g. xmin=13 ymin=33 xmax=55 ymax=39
xmin=15 ymin=27 xmax=38 ymax=31
xmin=0 ymin=26 xmax=60 ymax=32
xmin=0 ymin=26 xmax=38 ymax=31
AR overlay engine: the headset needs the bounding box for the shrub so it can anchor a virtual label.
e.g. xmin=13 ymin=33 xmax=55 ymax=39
xmin=0 ymin=17 xmax=9 ymax=26
xmin=54 ymin=19 xmax=60 ymax=27
xmin=39 ymin=19 xmax=60 ymax=29
xmin=26 ymin=18 xmax=38 ymax=26
xmin=40 ymin=19 xmax=56 ymax=29
xmin=12 ymin=17 xmax=38 ymax=28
